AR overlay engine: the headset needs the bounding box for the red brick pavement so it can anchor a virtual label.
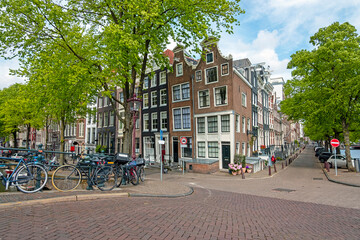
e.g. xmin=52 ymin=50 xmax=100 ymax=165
xmin=0 ymin=187 xmax=359 ymax=239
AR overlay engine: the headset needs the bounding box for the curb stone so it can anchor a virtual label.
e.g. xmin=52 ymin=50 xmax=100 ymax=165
xmin=129 ymin=186 xmax=194 ymax=198
xmin=321 ymin=166 xmax=360 ymax=188
xmin=0 ymin=192 xmax=129 ymax=208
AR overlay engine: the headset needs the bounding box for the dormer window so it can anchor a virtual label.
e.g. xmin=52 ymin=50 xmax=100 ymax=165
xmin=206 ymin=52 xmax=214 ymax=64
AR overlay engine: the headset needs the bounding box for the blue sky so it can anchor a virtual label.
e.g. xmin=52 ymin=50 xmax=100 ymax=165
xmin=1 ymin=0 xmax=360 ymax=89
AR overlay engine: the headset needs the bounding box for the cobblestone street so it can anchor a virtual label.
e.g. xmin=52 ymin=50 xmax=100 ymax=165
xmin=0 ymin=187 xmax=359 ymax=240
xmin=0 ymin=148 xmax=359 ymax=239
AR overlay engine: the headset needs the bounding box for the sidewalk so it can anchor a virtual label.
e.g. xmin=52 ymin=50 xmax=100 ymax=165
xmin=1 ymin=147 xmax=359 ymax=207
xmin=320 ymin=162 xmax=360 ymax=187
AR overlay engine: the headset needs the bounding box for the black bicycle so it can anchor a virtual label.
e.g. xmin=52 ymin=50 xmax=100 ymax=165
xmin=115 ymin=161 xmax=138 ymax=187
xmin=51 ymin=157 xmax=117 ymax=192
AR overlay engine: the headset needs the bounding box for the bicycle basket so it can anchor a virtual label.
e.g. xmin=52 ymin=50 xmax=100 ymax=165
xmin=115 ymin=153 xmax=131 ymax=164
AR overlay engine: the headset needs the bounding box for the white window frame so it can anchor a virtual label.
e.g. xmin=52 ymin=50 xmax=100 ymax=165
xmin=103 ymin=112 xmax=108 ymax=127
xmin=198 ymin=89 xmax=210 ymax=109
xmin=236 ymin=142 xmax=240 ymax=154
xmin=143 ymin=114 xmax=149 ymax=131
xmin=221 ymin=115 xmax=230 ymax=132
xmin=151 ymin=91 xmax=157 ymax=108
xmin=79 ymin=122 xmax=84 ymax=137
xmin=206 ymin=52 xmax=214 ymax=64
xmin=176 ymin=63 xmax=183 ymax=77
xmin=143 ymin=93 xmax=149 ymax=109
xmin=151 ymin=112 xmax=158 ymax=131
xmin=208 ymin=141 xmax=219 ymax=158
xmin=214 ymin=85 xmax=228 ymax=106
xmin=197 ymin=117 xmax=205 ymax=133
xmin=242 ymin=142 xmax=246 ymax=155
xmin=160 ymin=111 xmax=167 ymax=130
xmin=160 ymin=71 xmax=166 ymax=85
xmin=242 ymin=117 xmax=246 ymax=133
xmin=172 ymin=107 xmax=191 ymax=131
xmin=109 ymin=111 xmax=114 ymax=127
xmin=207 ymin=116 xmax=218 ymax=133
xmin=98 ymin=113 xmax=102 ymax=128
xmin=205 ymin=66 xmax=218 ymax=84
xmin=195 ymin=70 xmax=202 ymax=82
xmin=198 ymin=141 xmax=206 ymax=158
xmin=151 ymin=74 xmax=157 ymax=87
xmin=160 ymin=89 xmax=167 ymax=106
xmin=242 ymin=92 xmax=247 ymax=107
xmin=221 ymin=63 xmax=229 ymax=76
xmin=172 ymin=82 xmax=190 ymax=102
xmin=144 ymin=76 xmax=149 ymax=90
xmin=236 ymin=114 xmax=240 ymax=132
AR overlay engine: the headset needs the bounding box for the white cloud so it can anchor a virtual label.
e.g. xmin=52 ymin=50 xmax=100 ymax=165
xmin=219 ymin=29 xmax=291 ymax=81
xmin=0 ymin=59 xmax=25 ymax=90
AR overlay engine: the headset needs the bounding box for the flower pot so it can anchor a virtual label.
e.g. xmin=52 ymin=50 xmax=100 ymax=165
xmin=241 ymin=168 xmax=246 ymax=174
xmin=232 ymin=171 xmax=237 ymax=176
xmin=247 ymin=169 xmax=252 ymax=173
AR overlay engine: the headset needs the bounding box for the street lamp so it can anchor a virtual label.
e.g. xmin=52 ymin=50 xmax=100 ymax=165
xmin=127 ymin=93 xmax=142 ymax=161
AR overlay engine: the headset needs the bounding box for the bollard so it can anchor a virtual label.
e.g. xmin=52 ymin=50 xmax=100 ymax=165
xmin=282 ymin=162 xmax=284 ymax=169
xmin=268 ymin=166 xmax=271 ymax=176
xmin=325 ymin=162 xmax=330 ymax=172
xmin=241 ymin=169 xmax=245 ymax=179
xmin=285 ymin=160 xmax=288 ymax=166
xmin=274 ymin=164 xmax=277 ymax=173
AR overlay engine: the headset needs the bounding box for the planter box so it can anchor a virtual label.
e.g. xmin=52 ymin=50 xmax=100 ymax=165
xmin=183 ymin=159 xmax=219 ymax=174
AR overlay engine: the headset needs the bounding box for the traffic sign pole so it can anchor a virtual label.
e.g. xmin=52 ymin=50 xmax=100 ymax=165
xmin=330 ymin=139 xmax=340 ymax=176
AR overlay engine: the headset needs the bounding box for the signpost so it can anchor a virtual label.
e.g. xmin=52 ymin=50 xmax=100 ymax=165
xmin=330 ymin=139 xmax=340 ymax=176
xmin=158 ymin=137 xmax=165 ymax=182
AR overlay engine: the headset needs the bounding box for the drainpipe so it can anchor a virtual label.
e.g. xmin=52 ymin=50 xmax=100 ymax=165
xmin=191 ymin=74 xmax=196 ymax=160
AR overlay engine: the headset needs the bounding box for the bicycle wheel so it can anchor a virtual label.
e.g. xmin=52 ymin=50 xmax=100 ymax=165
xmin=115 ymin=165 xmax=124 ymax=188
xmin=95 ymin=166 xmax=117 ymax=191
xmin=129 ymin=167 xmax=138 ymax=185
xmin=52 ymin=165 xmax=81 ymax=191
xmin=15 ymin=164 xmax=48 ymax=193
xmin=138 ymin=166 xmax=145 ymax=182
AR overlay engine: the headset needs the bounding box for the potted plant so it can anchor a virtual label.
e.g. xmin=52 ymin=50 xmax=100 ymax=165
xmin=228 ymin=163 xmax=240 ymax=176
xmin=241 ymin=155 xmax=246 ymax=173
xmin=246 ymin=165 xmax=253 ymax=173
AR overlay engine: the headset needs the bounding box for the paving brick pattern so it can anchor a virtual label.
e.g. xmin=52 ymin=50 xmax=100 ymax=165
xmin=0 ymin=187 xmax=359 ymax=240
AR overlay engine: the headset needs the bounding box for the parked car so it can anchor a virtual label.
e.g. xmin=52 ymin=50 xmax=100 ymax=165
xmin=326 ymin=155 xmax=350 ymax=168
xmin=315 ymin=148 xmax=325 ymax=157
xmin=314 ymin=146 xmax=323 ymax=152
xmin=318 ymin=152 xmax=332 ymax=162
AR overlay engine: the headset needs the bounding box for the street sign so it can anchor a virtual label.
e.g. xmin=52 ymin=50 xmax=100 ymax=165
xmin=160 ymin=130 xmax=163 ymax=140
xmin=330 ymin=139 xmax=340 ymax=148
xmin=158 ymin=140 xmax=165 ymax=145
xmin=180 ymin=137 xmax=187 ymax=145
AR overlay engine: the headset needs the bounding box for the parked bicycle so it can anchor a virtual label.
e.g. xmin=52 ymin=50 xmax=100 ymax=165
xmin=0 ymin=157 xmax=48 ymax=193
xmin=51 ymin=156 xmax=117 ymax=192
xmin=116 ymin=161 xmax=138 ymax=187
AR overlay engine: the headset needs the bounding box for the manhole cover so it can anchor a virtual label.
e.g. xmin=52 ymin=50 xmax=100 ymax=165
xmin=273 ymin=188 xmax=296 ymax=193
xmin=313 ymin=178 xmax=323 ymax=180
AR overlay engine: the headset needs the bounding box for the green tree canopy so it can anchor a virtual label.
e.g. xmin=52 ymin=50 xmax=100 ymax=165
xmin=0 ymin=0 xmax=244 ymax=154
xmin=281 ymin=22 xmax=360 ymax=171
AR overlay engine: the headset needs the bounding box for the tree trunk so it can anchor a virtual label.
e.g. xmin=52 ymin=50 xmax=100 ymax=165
xmin=12 ymin=129 xmax=17 ymax=148
xmin=59 ymin=118 xmax=66 ymax=165
xmin=45 ymin=118 xmax=49 ymax=151
xmin=122 ymin=111 xmax=133 ymax=156
xmin=342 ymin=119 xmax=355 ymax=171
xmin=26 ymin=124 xmax=31 ymax=149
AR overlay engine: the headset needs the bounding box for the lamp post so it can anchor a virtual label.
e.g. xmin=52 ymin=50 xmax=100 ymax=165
xmin=127 ymin=94 xmax=142 ymax=161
